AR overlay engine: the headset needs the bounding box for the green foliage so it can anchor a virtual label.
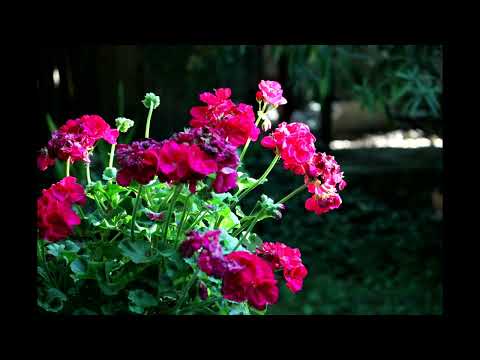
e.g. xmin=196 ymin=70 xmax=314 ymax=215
xmin=269 ymin=45 xmax=442 ymax=122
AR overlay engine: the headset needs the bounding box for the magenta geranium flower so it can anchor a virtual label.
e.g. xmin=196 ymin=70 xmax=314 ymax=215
xmin=189 ymin=88 xmax=260 ymax=148
xmin=261 ymin=122 xmax=316 ymax=175
xmin=116 ymin=139 xmax=163 ymax=187
xmin=37 ymin=176 xmax=86 ymax=242
xmin=156 ymin=140 xmax=217 ymax=193
xmin=258 ymin=80 xmax=287 ymax=106
xmin=39 ymin=114 xmax=119 ymax=171
xmin=256 ymin=242 xmax=308 ymax=293
xmin=222 ymin=251 xmax=279 ymax=310
xmin=172 ymin=127 xmax=240 ymax=193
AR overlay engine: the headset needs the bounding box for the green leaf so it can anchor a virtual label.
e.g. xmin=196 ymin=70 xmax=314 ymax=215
xmin=219 ymin=207 xmax=240 ymax=230
xmin=128 ymin=289 xmax=158 ymax=308
xmin=46 ymin=113 xmax=57 ymax=133
xmin=38 ymin=288 xmax=67 ymax=313
xmin=118 ymin=238 xmax=159 ymax=264
xmin=37 ymin=266 xmax=49 ymax=282
xmin=70 ymin=258 xmax=87 ymax=275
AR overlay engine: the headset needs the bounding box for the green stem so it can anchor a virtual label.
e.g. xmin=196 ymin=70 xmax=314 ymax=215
xmin=236 ymin=154 xmax=280 ymax=203
xmin=184 ymin=210 xmax=207 ymax=233
xmin=130 ymin=185 xmax=144 ymax=241
xmin=108 ymin=143 xmax=116 ymax=168
xmin=86 ymin=163 xmax=92 ymax=185
xmin=176 ymin=193 xmax=193 ymax=243
xmin=93 ymin=193 xmax=108 ymax=214
xmin=233 ymin=209 xmax=263 ymax=251
xmin=277 ymin=184 xmax=307 ymax=204
xmin=175 ymin=268 xmax=201 ymax=314
xmin=214 ymin=212 xmax=223 ymax=228
xmin=145 ymin=103 xmax=154 ymax=138
xmin=109 ymin=231 xmax=123 ymax=243
xmin=66 ymin=157 xmax=70 ymax=177
xmin=161 ymin=185 xmax=181 ymax=244
xmin=239 ymin=102 xmax=267 ymax=162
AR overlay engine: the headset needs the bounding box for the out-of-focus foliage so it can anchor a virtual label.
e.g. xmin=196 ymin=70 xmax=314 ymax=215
xmin=268 ymin=45 xmax=442 ymax=121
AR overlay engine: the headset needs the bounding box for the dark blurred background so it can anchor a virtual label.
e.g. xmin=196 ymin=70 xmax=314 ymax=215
xmin=37 ymin=45 xmax=443 ymax=314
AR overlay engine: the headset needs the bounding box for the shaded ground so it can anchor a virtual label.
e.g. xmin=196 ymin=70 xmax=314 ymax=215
xmin=242 ymin=145 xmax=443 ymax=315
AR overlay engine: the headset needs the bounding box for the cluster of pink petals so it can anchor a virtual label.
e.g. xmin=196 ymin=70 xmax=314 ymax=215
xmin=37 ymin=176 xmax=86 ymax=242
xmin=262 ymin=120 xmax=346 ymax=216
xmin=258 ymin=80 xmax=287 ymax=106
xmin=222 ymin=251 xmax=279 ymax=310
xmin=173 ymin=127 xmax=240 ymax=193
xmin=304 ymin=152 xmax=347 ymax=190
xmin=305 ymin=182 xmax=342 ymax=216
xmin=303 ymin=153 xmax=346 ymax=216
xmin=189 ymin=88 xmax=260 ymax=147
xmin=116 ymin=139 xmax=163 ymax=187
xmin=256 ymin=242 xmax=308 ymax=293
xmin=157 ymin=140 xmax=218 ymax=193
xmin=38 ymin=115 xmax=119 ymax=171
xmin=261 ymin=122 xmax=317 ymax=175
xmin=180 ymin=230 xmax=242 ymax=278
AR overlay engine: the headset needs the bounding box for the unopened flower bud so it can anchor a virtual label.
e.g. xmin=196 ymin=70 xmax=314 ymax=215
xmin=261 ymin=119 xmax=272 ymax=132
xmin=199 ymin=281 xmax=208 ymax=300
xmin=115 ymin=117 xmax=134 ymax=133
xmin=256 ymin=91 xmax=263 ymax=102
xmin=142 ymin=92 xmax=161 ymax=109
xmin=146 ymin=210 xmax=165 ymax=222
xmin=102 ymin=166 xmax=117 ymax=180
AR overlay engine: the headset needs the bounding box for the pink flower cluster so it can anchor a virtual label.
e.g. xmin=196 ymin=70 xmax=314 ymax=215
xmin=304 ymin=153 xmax=347 ymax=215
xmin=180 ymin=231 xmax=309 ymax=310
xmin=261 ymin=121 xmax=346 ymax=216
xmin=116 ymin=126 xmax=242 ymax=194
xmin=37 ymin=177 xmax=86 ymax=242
xmin=180 ymin=230 xmax=242 ymax=278
xmin=172 ymin=127 xmax=240 ymax=193
xmin=116 ymin=139 xmax=163 ymax=186
xmin=261 ymin=122 xmax=317 ymax=175
xmin=257 ymin=80 xmax=287 ymax=106
xmin=38 ymin=115 xmax=119 ymax=171
xmin=190 ymin=88 xmax=260 ymax=147
xmin=256 ymin=242 xmax=308 ymax=293
xmin=222 ymin=251 xmax=279 ymax=311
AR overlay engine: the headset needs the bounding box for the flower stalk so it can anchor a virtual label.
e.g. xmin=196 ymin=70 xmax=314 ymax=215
xmin=236 ymin=154 xmax=280 ymax=203
xmin=130 ymin=185 xmax=144 ymax=241
xmin=277 ymin=184 xmax=307 ymax=204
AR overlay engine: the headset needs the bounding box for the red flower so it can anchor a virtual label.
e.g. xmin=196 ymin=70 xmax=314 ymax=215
xmin=222 ymin=251 xmax=279 ymax=310
xmin=189 ymin=88 xmax=260 ymax=148
xmin=284 ymin=264 xmax=308 ymax=293
xmin=80 ymin=114 xmax=119 ymax=145
xmin=180 ymin=230 xmax=240 ymax=279
xmin=37 ymin=195 xmax=81 ymax=242
xmin=217 ymin=104 xmax=259 ymax=147
xmin=304 ymin=182 xmax=342 ymax=215
xmin=261 ymin=122 xmax=316 ymax=175
xmin=171 ymin=127 xmax=240 ymax=193
xmin=116 ymin=139 xmax=163 ymax=187
xmin=304 ymin=152 xmax=347 ymax=189
xmin=41 ymin=114 xmax=118 ymax=170
xmin=156 ymin=140 xmax=217 ymax=193
xmin=49 ymin=176 xmax=87 ymax=206
xmin=256 ymin=242 xmax=308 ymax=293
xmin=212 ymin=167 xmax=238 ymax=193
xmin=37 ymin=176 xmax=86 ymax=242
xmin=258 ymin=80 xmax=287 ymax=106
xmin=37 ymin=147 xmax=56 ymax=171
